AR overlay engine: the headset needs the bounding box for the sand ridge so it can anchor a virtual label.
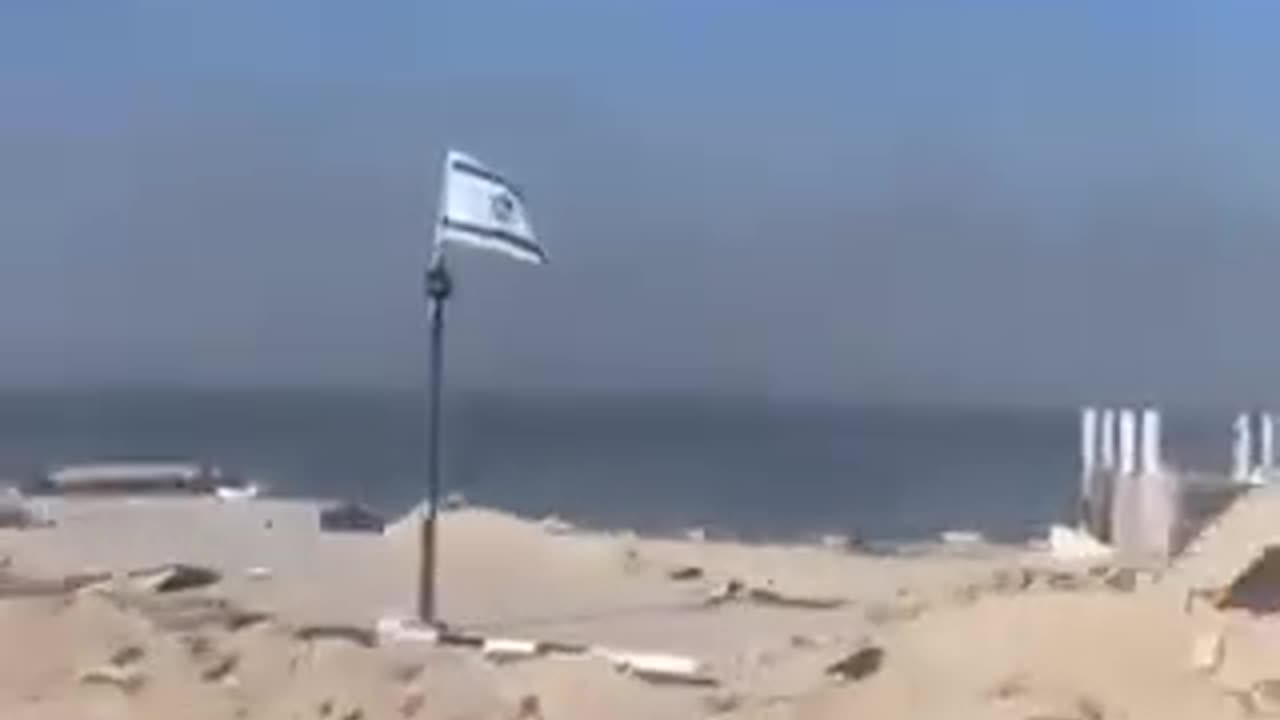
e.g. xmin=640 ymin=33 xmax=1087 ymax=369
xmin=0 ymin=496 xmax=1271 ymax=719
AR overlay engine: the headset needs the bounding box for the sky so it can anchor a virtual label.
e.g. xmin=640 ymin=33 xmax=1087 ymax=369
xmin=3 ymin=1 xmax=1280 ymax=407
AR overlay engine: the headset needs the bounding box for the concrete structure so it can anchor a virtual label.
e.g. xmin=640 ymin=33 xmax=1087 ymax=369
xmin=1076 ymin=406 xmax=1261 ymax=566
xmin=1261 ymin=413 xmax=1275 ymax=474
xmin=1080 ymin=407 xmax=1098 ymax=477
xmin=1233 ymin=413 xmax=1253 ymax=484
xmin=1140 ymin=408 xmax=1161 ymax=476
xmin=1118 ymin=409 xmax=1138 ymax=478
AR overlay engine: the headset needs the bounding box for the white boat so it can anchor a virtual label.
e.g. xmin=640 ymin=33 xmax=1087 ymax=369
xmin=29 ymin=460 xmax=258 ymax=497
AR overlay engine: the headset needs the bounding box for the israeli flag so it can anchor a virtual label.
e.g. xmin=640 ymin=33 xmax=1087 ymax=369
xmin=435 ymin=150 xmax=547 ymax=265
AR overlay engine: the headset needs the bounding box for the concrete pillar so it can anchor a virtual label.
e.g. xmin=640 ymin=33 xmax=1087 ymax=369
xmin=1118 ymin=409 xmax=1138 ymax=477
xmin=1081 ymin=407 xmax=1098 ymax=477
xmin=1233 ymin=412 xmax=1253 ymax=483
xmin=1100 ymin=408 xmax=1117 ymax=471
xmin=1261 ymin=413 xmax=1275 ymax=473
xmin=1140 ymin=408 xmax=1161 ymax=476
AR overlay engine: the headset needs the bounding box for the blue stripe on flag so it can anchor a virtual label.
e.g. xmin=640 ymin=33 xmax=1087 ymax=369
xmin=440 ymin=217 xmax=547 ymax=263
xmin=449 ymin=160 xmax=526 ymax=200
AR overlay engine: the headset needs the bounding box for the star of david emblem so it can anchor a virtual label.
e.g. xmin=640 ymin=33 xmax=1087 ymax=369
xmin=490 ymin=192 xmax=516 ymax=224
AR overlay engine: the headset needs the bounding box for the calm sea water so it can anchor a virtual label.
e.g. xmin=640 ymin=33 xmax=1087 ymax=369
xmin=0 ymin=390 xmax=1236 ymax=542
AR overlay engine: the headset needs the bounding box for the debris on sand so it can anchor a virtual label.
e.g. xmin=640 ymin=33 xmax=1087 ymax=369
xmin=200 ymin=653 xmax=239 ymax=683
xmin=597 ymin=649 xmax=717 ymax=686
xmin=746 ymin=586 xmax=847 ymax=610
xmin=109 ymin=645 xmax=145 ymax=667
xmin=704 ymin=579 xmax=846 ymax=610
xmin=825 ymin=645 xmax=884 ymax=682
xmin=127 ymin=563 xmax=221 ymax=594
xmin=667 ymin=565 xmax=704 ymax=581
xmin=79 ymin=664 xmax=146 ymax=694
xmin=1245 ymin=679 xmax=1280 ymax=716
xmin=1047 ymin=524 xmax=1114 ymax=561
xmin=480 ymin=637 xmax=542 ymax=663
xmin=294 ymin=624 xmax=378 ymax=648
xmin=1190 ymin=629 xmax=1225 ymax=675
xmin=706 ymin=579 xmax=745 ymax=606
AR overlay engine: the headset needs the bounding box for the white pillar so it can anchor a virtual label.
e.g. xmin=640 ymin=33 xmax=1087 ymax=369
xmin=1261 ymin=413 xmax=1275 ymax=474
xmin=1081 ymin=407 xmax=1098 ymax=477
xmin=1118 ymin=408 xmax=1138 ymax=476
xmin=1233 ymin=412 xmax=1253 ymax=483
xmin=1140 ymin=407 xmax=1161 ymax=476
xmin=1100 ymin=408 xmax=1118 ymax=471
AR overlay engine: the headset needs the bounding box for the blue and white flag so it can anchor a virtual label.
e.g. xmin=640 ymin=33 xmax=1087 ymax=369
xmin=435 ymin=150 xmax=547 ymax=265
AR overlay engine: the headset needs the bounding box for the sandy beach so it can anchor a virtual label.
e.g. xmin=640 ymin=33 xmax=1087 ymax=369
xmin=1 ymin=492 xmax=1278 ymax=719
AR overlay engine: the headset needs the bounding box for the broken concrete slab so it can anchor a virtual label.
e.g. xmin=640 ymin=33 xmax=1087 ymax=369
xmin=480 ymin=637 xmax=541 ymax=663
xmin=127 ymin=564 xmax=221 ymax=594
xmin=597 ymin=648 xmax=717 ymax=686
xmin=79 ymin=664 xmax=146 ymax=694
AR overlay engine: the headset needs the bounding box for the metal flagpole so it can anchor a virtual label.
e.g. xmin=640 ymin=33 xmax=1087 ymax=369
xmin=416 ymin=149 xmax=542 ymax=624
xmin=419 ymin=153 xmax=453 ymax=625
xmin=419 ymin=252 xmax=452 ymax=624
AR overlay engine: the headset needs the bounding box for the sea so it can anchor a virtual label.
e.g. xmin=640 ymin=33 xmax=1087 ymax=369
xmin=0 ymin=390 xmax=1238 ymax=543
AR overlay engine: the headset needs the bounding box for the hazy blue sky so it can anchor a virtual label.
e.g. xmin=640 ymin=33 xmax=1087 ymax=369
xmin=3 ymin=2 xmax=1280 ymax=406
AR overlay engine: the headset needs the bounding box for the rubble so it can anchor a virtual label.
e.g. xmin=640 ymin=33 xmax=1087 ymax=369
xmin=825 ymin=645 xmax=884 ymax=682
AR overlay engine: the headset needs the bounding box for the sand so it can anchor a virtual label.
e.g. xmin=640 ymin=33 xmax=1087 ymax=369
xmin=0 ymin=494 xmax=1275 ymax=719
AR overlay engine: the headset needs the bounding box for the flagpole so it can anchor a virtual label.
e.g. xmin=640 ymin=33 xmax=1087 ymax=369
xmin=419 ymin=251 xmax=451 ymax=624
xmin=419 ymin=154 xmax=453 ymax=625
xmin=416 ymin=149 xmax=542 ymax=624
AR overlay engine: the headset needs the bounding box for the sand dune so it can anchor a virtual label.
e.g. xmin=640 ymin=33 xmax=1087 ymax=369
xmin=0 ymin=496 xmax=1274 ymax=718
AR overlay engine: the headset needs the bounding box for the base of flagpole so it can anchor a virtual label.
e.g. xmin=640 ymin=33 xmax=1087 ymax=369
xmin=418 ymin=258 xmax=453 ymax=624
